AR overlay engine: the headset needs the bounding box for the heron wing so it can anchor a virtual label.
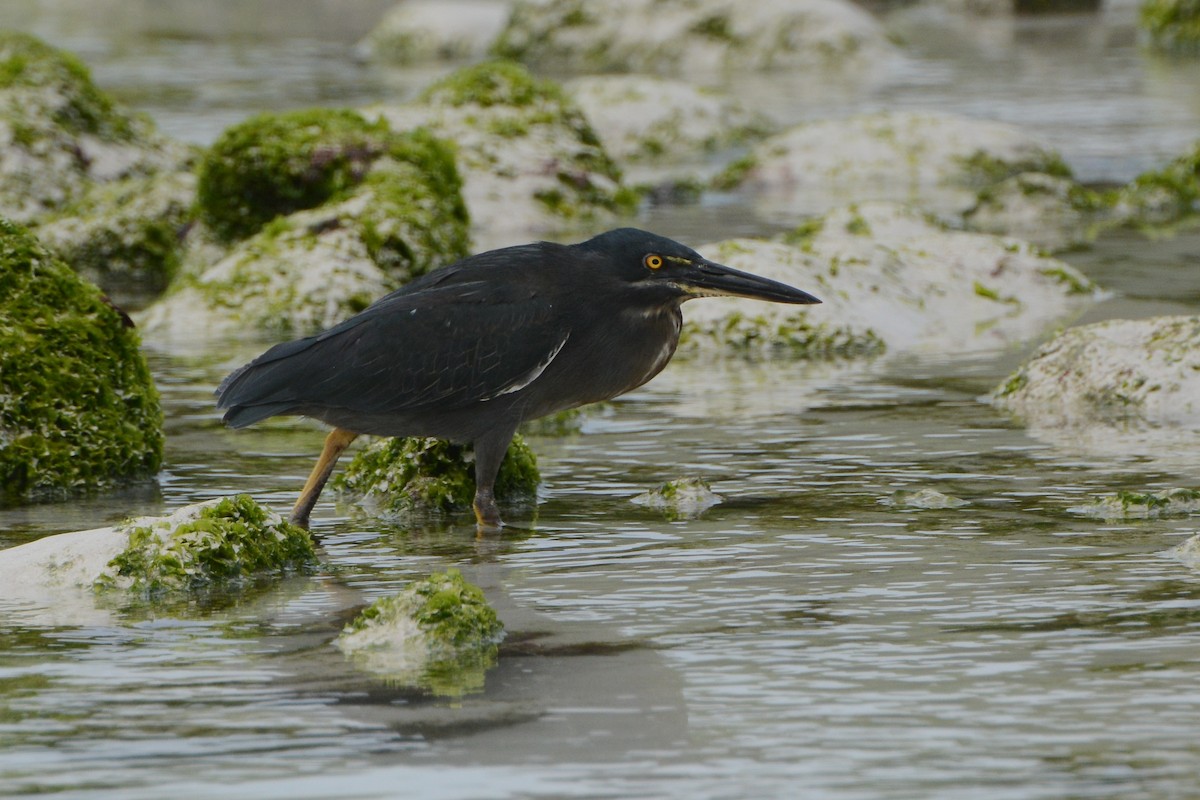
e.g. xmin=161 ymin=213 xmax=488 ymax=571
xmin=217 ymin=277 xmax=570 ymax=425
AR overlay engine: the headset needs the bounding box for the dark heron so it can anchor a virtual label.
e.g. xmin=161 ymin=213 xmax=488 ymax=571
xmin=216 ymin=228 xmax=820 ymax=528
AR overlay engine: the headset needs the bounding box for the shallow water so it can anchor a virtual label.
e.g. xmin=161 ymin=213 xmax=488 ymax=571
xmin=4 ymin=3 xmax=1200 ymax=799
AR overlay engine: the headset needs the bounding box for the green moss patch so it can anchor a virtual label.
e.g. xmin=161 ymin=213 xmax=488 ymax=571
xmin=0 ymin=31 xmax=135 ymax=141
xmin=421 ymin=59 xmax=560 ymax=109
xmin=1069 ymin=488 xmax=1200 ymax=519
xmin=333 ymin=435 xmax=540 ymax=517
xmin=94 ymin=495 xmax=317 ymax=598
xmin=195 ymin=109 xmax=466 ymax=242
xmin=631 ymin=477 xmax=722 ymax=520
xmin=1119 ymin=141 xmax=1200 ymax=224
xmin=0 ymin=219 xmax=162 ymax=504
xmin=1140 ymin=0 xmax=1200 ymax=53
xmin=337 ymin=568 xmax=504 ymax=696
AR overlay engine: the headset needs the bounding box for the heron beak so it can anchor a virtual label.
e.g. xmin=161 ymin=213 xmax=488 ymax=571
xmin=679 ymin=259 xmax=822 ymax=305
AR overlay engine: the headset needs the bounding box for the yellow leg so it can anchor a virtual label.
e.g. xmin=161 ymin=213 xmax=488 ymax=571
xmin=289 ymin=427 xmax=358 ymax=528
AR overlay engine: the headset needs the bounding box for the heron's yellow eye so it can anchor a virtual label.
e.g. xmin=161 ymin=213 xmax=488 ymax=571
xmin=644 ymin=254 xmax=664 ymax=270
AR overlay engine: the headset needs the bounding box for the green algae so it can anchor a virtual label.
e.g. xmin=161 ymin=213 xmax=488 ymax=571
xmin=631 ymin=476 xmax=722 ymax=520
xmin=338 ymin=568 xmax=503 ymax=697
xmin=94 ymin=495 xmax=316 ymax=598
xmin=195 ymin=108 xmax=467 ymax=243
xmin=1119 ymin=141 xmax=1200 ymax=224
xmin=1140 ymin=0 xmax=1200 ymax=54
xmin=1069 ymin=488 xmax=1200 ymax=519
xmin=333 ymin=434 xmax=540 ymax=517
xmin=0 ymin=31 xmax=136 ymax=142
xmin=421 ymin=59 xmax=561 ymax=109
xmin=0 ymin=218 xmax=162 ymax=504
xmin=37 ymin=170 xmax=196 ymax=295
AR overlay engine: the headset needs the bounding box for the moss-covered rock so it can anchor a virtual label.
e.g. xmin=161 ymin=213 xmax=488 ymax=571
xmin=333 ymin=434 xmax=539 ymax=518
xmin=1114 ymin=140 xmax=1200 ymax=225
xmin=492 ymin=0 xmax=897 ymax=75
xmin=0 ymin=218 xmax=162 ymax=504
xmin=140 ymin=119 xmax=470 ymax=341
xmin=1140 ymin=0 xmax=1200 ymax=54
xmin=34 ymin=168 xmax=197 ymax=297
xmin=0 ymin=32 xmax=185 ymax=224
xmin=195 ymin=108 xmax=463 ymax=242
xmin=336 ymin=568 xmax=503 ymax=696
xmin=93 ymin=494 xmax=317 ymax=599
xmin=368 ymin=60 xmax=637 ymax=239
xmin=964 ymin=172 xmax=1110 ymax=252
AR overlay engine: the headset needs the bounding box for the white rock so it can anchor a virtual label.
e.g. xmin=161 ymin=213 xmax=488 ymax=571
xmin=139 ymin=196 xmax=394 ymax=342
xmin=684 ymin=202 xmax=1100 ymax=357
xmin=992 ymin=316 xmax=1200 ymax=459
xmin=358 ymin=0 xmax=511 ymax=63
xmin=566 ymin=75 xmax=764 ymax=164
xmin=731 ymin=111 xmax=1065 ymax=220
xmin=495 ymin=0 xmax=897 ymax=74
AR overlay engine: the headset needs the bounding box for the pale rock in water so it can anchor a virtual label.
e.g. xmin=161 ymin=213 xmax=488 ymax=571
xmin=993 ymin=316 xmax=1200 ymax=460
xmin=683 ymin=202 xmax=1101 ymax=358
xmin=725 ymin=111 xmax=1068 ymax=220
xmin=357 ymin=0 xmax=511 ymax=64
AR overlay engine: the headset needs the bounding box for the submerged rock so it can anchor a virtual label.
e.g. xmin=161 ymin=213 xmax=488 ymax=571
xmin=683 ymin=202 xmax=1099 ymax=358
xmin=336 ymin=568 xmax=504 ymax=697
xmin=0 ymin=496 xmax=315 ymax=608
xmin=881 ymin=488 xmax=970 ymax=510
xmin=140 ymin=113 xmax=469 ymax=341
xmin=1140 ymin=0 xmax=1200 ymax=54
xmin=492 ymin=0 xmax=897 ymax=75
xmin=333 ymin=434 xmax=539 ymax=519
xmin=358 ymin=0 xmax=511 ymax=64
xmin=631 ymin=477 xmax=722 ymax=520
xmin=720 ymin=111 xmax=1069 ymax=220
xmin=369 ymin=60 xmax=637 ymax=241
xmin=0 ymin=219 xmax=162 ymax=504
xmin=1069 ymin=488 xmax=1200 ymax=520
xmin=0 ymin=32 xmax=185 ymax=224
xmin=1169 ymin=533 xmax=1200 ymax=569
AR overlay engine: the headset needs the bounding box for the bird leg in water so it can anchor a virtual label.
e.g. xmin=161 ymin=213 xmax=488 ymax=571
xmin=290 ymin=427 xmax=359 ymax=528
xmin=472 ymin=425 xmax=519 ymax=530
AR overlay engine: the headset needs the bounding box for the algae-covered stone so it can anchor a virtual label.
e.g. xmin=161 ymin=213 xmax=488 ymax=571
xmin=93 ymin=494 xmax=316 ymax=598
xmin=333 ymin=434 xmax=539 ymax=518
xmin=1140 ymin=0 xmax=1200 ymax=54
xmin=492 ymin=0 xmax=896 ymax=75
xmin=1114 ymin=140 xmax=1200 ymax=226
xmin=336 ymin=568 xmax=503 ymax=696
xmin=683 ymin=203 xmax=1099 ymax=358
xmin=631 ymin=477 xmax=722 ymax=520
xmin=195 ymin=108 xmax=464 ymax=243
xmin=34 ymin=169 xmax=197 ymax=296
xmin=0 ymin=218 xmax=162 ymax=504
xmin=141 ymin=117 xmax=470 ymax=340
xmin=993 ymin=316 xmax=1200 ymax=428
xmin=0 ymin=32 xmax=184 ymax=224
xmin=965 ymin=172 xmax=1107 ymax=252
xmin=358 ymin=0 xmax=510 ymax=64
xmin=369 ymin=60 xmax=637 ymax=240
xmin=719 ymin=111 xmax=1070 ymax=220
xmin=1068 ymin=488 xmax=1200 ymax=520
